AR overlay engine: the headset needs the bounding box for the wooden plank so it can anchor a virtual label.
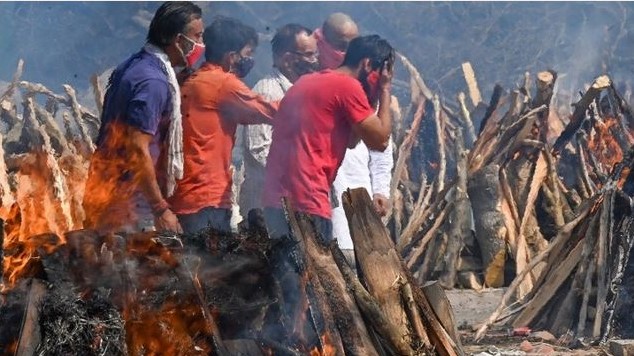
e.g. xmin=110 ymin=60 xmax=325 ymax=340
xmin=461 ymin=62 xmax=483 ymax=106
xmin=15 ymin=278 xmax=47 ymax=356
xmin=512 ymin=238 xmax=585 ymax=327
xmin=224 ymin=339 xmax=264 ymax=356
xmin=422 ymin=281 xmax=463 ymax=350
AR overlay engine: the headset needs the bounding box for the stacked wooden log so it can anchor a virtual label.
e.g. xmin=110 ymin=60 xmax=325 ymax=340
xmin=472 ymin=81 xmax=634 ymax=342
xmin=386 ymin=55 xmax=634 ymax=341
xmin=0 ymin=198 xmax=464 ymax=355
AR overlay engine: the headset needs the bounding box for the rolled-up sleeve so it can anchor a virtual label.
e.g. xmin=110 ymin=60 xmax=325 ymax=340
xmin=369 ymin=137 xmax=394 ymax=197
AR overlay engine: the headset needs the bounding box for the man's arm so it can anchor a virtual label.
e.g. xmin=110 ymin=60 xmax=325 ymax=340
xmin=368 ymin=138 xmax=394 ymax=216
xmin=242 ymin=78 xmax=285 ymax=167
xmin=126 ymin=126 xmax=182 ymax=233
xmin=352 ymin=62 xmax=393 ymax=151
xmin=221 ymin=78 xmax=278 ymax=125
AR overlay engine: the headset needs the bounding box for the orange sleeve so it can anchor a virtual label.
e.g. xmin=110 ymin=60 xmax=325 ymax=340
xmin=219 ymin=77 xmax=278 ymax=125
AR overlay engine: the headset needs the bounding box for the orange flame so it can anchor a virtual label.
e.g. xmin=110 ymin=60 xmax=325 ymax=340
xmin=309 ymin=334 xmax=336 ymax=356
xmin=588 ymin=117 xmax=624 ymax=169
xmin=82 ymin=121 xmax=150 ymax=233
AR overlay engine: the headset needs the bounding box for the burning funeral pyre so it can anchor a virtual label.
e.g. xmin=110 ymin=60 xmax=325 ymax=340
xmin=1 ymin=49 xmax=634 ymax=356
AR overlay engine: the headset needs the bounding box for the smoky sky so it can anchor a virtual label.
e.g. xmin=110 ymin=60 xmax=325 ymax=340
xmin=2 ymin=2 xmax=634 ymax=103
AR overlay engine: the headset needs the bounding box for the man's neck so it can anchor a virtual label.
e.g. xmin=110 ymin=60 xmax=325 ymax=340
xmin=335 ymin=65 xmax=358 ymax=78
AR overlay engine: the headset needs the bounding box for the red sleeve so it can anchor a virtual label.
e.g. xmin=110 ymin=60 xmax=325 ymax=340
xmin=337 ymin=77 xmax=375 ymax=125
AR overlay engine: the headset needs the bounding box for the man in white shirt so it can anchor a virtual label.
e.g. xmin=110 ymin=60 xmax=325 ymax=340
xmin=239 ymin=24 xmax=319 ymax=219
xmin=316 ymin=13 xmax=394 ymax=265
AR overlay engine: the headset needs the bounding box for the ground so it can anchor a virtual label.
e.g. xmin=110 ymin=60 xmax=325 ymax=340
xmin=446 ymin=288 xmax=611 ymax=356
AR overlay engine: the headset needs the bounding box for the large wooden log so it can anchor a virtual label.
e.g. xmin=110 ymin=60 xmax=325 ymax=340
xmin=467 ymin=165 xmax=507 ymax=287
xmin=344 ymin=188 xmax=464 ymax=356
xmin=342 ymin=188 xmax=415 ymax=355
xmin=283 ymin=202 xmax=346 ymax=355
xmin=330 ymin=244 xmax=404 ymax=355
xmin=296 ymin=215 xmax=378 ymax=356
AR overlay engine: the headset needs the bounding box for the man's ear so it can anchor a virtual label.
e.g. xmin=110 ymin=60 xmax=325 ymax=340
xmin=361 ymin=58 xmax=372 ymax=72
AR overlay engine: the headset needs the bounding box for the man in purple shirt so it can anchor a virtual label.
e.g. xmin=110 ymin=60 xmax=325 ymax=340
xmin=83 ymin=2 xmax=204 ymax=233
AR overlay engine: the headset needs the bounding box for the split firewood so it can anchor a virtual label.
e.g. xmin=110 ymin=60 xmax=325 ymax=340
xmin=422 ymin=281 xmax=463 ymax=351
xmin=33 ymin=103 xmax=72 ymax=156
xmin=397 ymin=52 xmax=433 ymax=100
xmin=405 ymin=200 xmax=451 ymax=274
xmin=283 ymin=202 xmax=346 ymax=355
xmin=457 ymin=92 xmax=477 ymax=146
xmin=549 ymin=210 xmax=600 ymax=335
xmin=298 ymin=216 xmax=377 ymax=356
xmin=330 ymin=244 xmax=404 ymax=355
xmin=398 ymin=173 xmax=433 ymax=252
xmin=343 ymin=188 xmax=415 ymax=355
xmin=474 ymin=203 xmax=593 ymax=341
xmin=0 ymin=59 xmax=24 ymax=106
xmin=433 ymin=94 xmax=447 ymax=194
xmin=552 ymin=75 xmax=611 ymax=155
xmin=90 ymin=73 xmax=104 ymax=117
xmin=0 ymin=135 xmax=15 ymax=211
xmin=476 ymin=84 xmax=504 ymax=136
xmin=14 ymin=278 xmax=47 ymax=356
xmin=401 ymin=279 xmax=431 ymax=346
xmin=461 ymin=62 xmax=482 ymax=107
xmin=63 ymin=84 xmax=95 ymax=155
xmin=387 ymin=99 xmax=425 ymax=224
xmin=440 ymin=129 xmax=469 ymax=289
xmin=343 ymin=188 xmax=463 ymax=356
xmin=592 ymin=190 xmax=612 ymax=338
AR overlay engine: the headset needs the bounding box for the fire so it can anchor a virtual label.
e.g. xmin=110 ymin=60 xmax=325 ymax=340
xmin=310 ymin=333 xmax=336 ymax=356
xmin=2 ymin=148 xmax=85 ymax=289
xmin=587 ymin=116 xmax=625 ymax=169
xmin=82 ymin=120 xmax=149 ymax=233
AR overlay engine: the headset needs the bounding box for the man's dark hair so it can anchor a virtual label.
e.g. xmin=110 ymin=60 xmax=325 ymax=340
xmin=341 ymin=35 xmax=395 ymax=70
xmin=204 ymin=16 xmax=259 ymax=63
xmin=271 ymin=23 xmax=313 ymax=58
xmin=147 ymin=1 xmax=202 ymax=47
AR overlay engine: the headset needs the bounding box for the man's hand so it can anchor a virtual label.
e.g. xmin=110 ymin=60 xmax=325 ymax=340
xmin=379 ymin=59 xmax=394 ymax=91
xmin=373 ymin=193 xmax=390 ymax=217
xmin=155 ymin=208 xmax=183 ymax=233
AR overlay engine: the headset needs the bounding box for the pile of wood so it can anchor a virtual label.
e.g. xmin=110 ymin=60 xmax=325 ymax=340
xmin=386 ymin=55 xmax=634 ymax=341
xmin=471 ymin=83 xmax=634 ymax=342
xmin=0 ymin=191 xmax=465 ymax=355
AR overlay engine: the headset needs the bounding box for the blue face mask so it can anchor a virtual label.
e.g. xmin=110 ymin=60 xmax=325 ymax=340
xmin=233 ymin=55 xmax=255 ymax=78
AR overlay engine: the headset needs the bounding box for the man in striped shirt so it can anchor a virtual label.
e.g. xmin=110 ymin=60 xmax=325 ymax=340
xmin=238 ymin=24 xmax=318 ymax=220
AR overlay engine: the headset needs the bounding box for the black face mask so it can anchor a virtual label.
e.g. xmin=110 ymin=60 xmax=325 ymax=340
xmin=293 ymin=59 xmax=320 ymax=77
xmin=234 ymin=55 xmax=255 ymax=78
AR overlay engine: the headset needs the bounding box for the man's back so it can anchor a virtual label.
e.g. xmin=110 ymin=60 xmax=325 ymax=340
xmin=263 ymin=69 xmax=374 ymax=219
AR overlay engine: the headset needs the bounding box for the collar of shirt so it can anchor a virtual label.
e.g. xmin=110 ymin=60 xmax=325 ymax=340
xmin=271 ymin=67 xmax=293 ymax=93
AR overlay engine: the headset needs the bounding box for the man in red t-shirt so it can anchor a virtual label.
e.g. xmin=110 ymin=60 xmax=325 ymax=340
xmin=262 ymin=35 xmax=394 ymax=241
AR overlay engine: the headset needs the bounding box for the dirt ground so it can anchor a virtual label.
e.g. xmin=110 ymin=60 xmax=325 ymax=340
xmin=445 ymin=288 xmax=611 ymax=356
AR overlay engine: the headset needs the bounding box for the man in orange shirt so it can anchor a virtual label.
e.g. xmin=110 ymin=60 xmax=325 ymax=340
xmin=169 ymin=17 xmax=277 ymax=234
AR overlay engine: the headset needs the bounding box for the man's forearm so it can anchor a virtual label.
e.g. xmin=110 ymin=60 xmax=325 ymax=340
xmin=377 ymin=88 xmax=392 ymax=142
xmin=126 ymin=127 xmax=168 ymax=215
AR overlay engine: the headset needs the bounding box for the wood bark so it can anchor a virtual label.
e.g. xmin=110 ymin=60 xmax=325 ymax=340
xmin=299 ymin=218 xmax=378 ymax=356
xmin=15 ymin=278 xmax=47 ymax=356
xmin=467 ymin=164 xmax=506 ymax=287
xmin=343 ymin=188 xmax=415 ymax=355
